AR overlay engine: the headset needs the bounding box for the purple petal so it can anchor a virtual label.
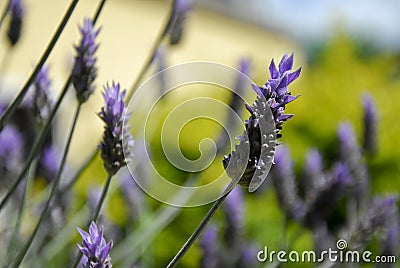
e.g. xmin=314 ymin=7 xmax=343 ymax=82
xmin=287 ymin=67 xmax=301 ymax=84
xmin=269 ymin=59 xmax=279 ymax=79
xmin=278 ymin=52 xmax=294 ymax=74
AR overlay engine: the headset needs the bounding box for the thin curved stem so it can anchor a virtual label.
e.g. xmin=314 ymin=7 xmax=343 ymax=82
xmin=0 ymin=0 xmax=107 ymax=212
xmin=9 ymin=104 xmax=82 ymax=268
xmin=0 ymin=0 xmax=79 ymax=129
xmin=0 ymin=0 xmax=11 ymax=31
xmin=166 ymin=180 xmax=238 ymax=268
xmin=63 ymin=0 xmax=175 ymax=194
xmin=125 ymin=0 xmax=177 ymax=101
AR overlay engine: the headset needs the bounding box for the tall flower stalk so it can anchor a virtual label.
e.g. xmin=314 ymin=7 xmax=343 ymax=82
xmin=7 ymin=17 xmax=101 ymax=268
xmin=167 ymin=53 xmax=301 ymax=267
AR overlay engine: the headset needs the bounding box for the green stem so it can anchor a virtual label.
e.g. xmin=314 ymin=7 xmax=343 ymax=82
xmin=6 ymin=157 xmax=39 ymax=261
xmin=0 ymin=0 xmax=79 ymax=129
xmin=63 ymin=0 xmax=175 ymax=194
xmin=0 ymin=0 xmax=107 ymax=212
xmin=166 ymin=180 xmax=238 ymax=268
xmin=9 ymin=104 xmax=82 ymax=268
xmin=71 ymin=174 xmax=113 ymax=268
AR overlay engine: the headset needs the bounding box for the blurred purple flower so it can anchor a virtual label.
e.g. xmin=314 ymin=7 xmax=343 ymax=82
xmin=223 ymin=187 xmax=244 ymax=247
xmin=30 ymin=66 xmax=53 ymax=125
xmin=7 ymin=0 xmax=24 ymax=46
xmin=272 ymin=145 xmax=305 ymax=221
xmin=303 ymin=162 xmax=350 ymax=228
xmin=77 ymin=222 xmax=113 ymax=268
xmin=237 ymin=243 xmax=259 ymax=268
xmin=38 ymin=145 xmax=60 ymax=182
xmin=170 ymin=0 xmax=192 ymax=45
xmin=72 ymin=18 xmax=100 ymax=104
xmin=302 ymin=148 xmax=326 ymax=202
xmin=200 ymin=225 xmax=219 ymax=268
xmin=98 ymin=82 xmax=134 ymax=176
xmin=337 ymin=122 xmax=369 ymax=211
xmin=0 ymin=125 xmax=24 ymax=175
xmin=362 ymin=94 xmax=378 ymax=154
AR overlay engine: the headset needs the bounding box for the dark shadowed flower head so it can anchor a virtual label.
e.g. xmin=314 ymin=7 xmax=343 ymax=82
xmin=223 ymin=53 xmax=301 ymax=188
xmin=169 ymin=0 xmax=192 ymax=45
xmin=30 ymin=66 xmax=53 ymax=125
xmin=98 ymin=82 xmax=134 ymax=176
xmin=77 ymin=221 xmax=113 ymax=268
xmin=72 ymin=18 xmax=100 ymax=104
xmin=362 ymin=94 xmax=378 ymax=154
xmin=7 ymin=0 xmax=24 ymax=46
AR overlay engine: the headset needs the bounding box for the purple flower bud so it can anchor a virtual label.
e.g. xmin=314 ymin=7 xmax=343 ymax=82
xmin=362 ymin=94 xmax=378 ymax=154
xmin=30 ymin=66 xmax=53 ymax=125
xmin=272 ymin=145 xmax=305 ymax=221
xmin=169 ymin=0 xmax=192 ymax=45
xmin=77 ymin=221 xmax=113 ymax=268
xmin=223 ymin=187 xmax=244 ymax=247
xmin=72 ymin=18 xmax=100 ymax=104
xmin=98 ymin=82 xmax=134 ymax=176
xmin=7 ymin=0 xmax=24 ymax=46
xmin=237 ymin=243 xmax=260 ymax=268
xmin=200 ymin=225 xmax=219 ymax=268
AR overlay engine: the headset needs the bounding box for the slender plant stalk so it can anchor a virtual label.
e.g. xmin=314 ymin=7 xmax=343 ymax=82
xmin=0 ymin=0 xmax=107 ymax=212
xmin=62 ymin=0 xmax=176 ymax=194
xmin=9 ymin=104 xmax=82 ymax=268
xmin=126 ymin=0 xmax=177 ymax=101
xmin=71 ymin=174 xmax=113 ymax=268
xmin=166 ymin=180 xmax=238 ymax=268
xmin=0 ymin=0 xmax=11 ymax=30
xmin=0 ymin=0 xmax=79 ymax=129
xmin=6 ymin=157 xmax=39 ymax=261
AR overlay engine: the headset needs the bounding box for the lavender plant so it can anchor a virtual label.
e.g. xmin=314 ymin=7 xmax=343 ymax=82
xmin=167 ymin=53 xmax=301 ymax=267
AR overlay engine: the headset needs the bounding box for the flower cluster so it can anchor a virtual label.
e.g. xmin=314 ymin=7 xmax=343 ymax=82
xmin=223 ymin=53 xmax=301 ymax=187
xmin=98 ymin=82 xmax=134 ymax=176
xmin=72 ymin=18 xmax=100 ymax=104
xmin=7 ymin=0 xmax=24 ymax=46
xmin=77 ymin=222 xmax=113 ymax=268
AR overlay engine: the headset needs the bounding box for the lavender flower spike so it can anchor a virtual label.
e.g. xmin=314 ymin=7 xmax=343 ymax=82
xmin=99 ymin=82 xmax=134 ymax=176
xmin=77 ymin=222 xmax=113 ymax=268
xmin=7 ymin=0 xmax=24 ymax=46
xmin=72 ymin=18 xmax=100 ymax=104
xmin=223 ymin=53 xmax=301 ymax=187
